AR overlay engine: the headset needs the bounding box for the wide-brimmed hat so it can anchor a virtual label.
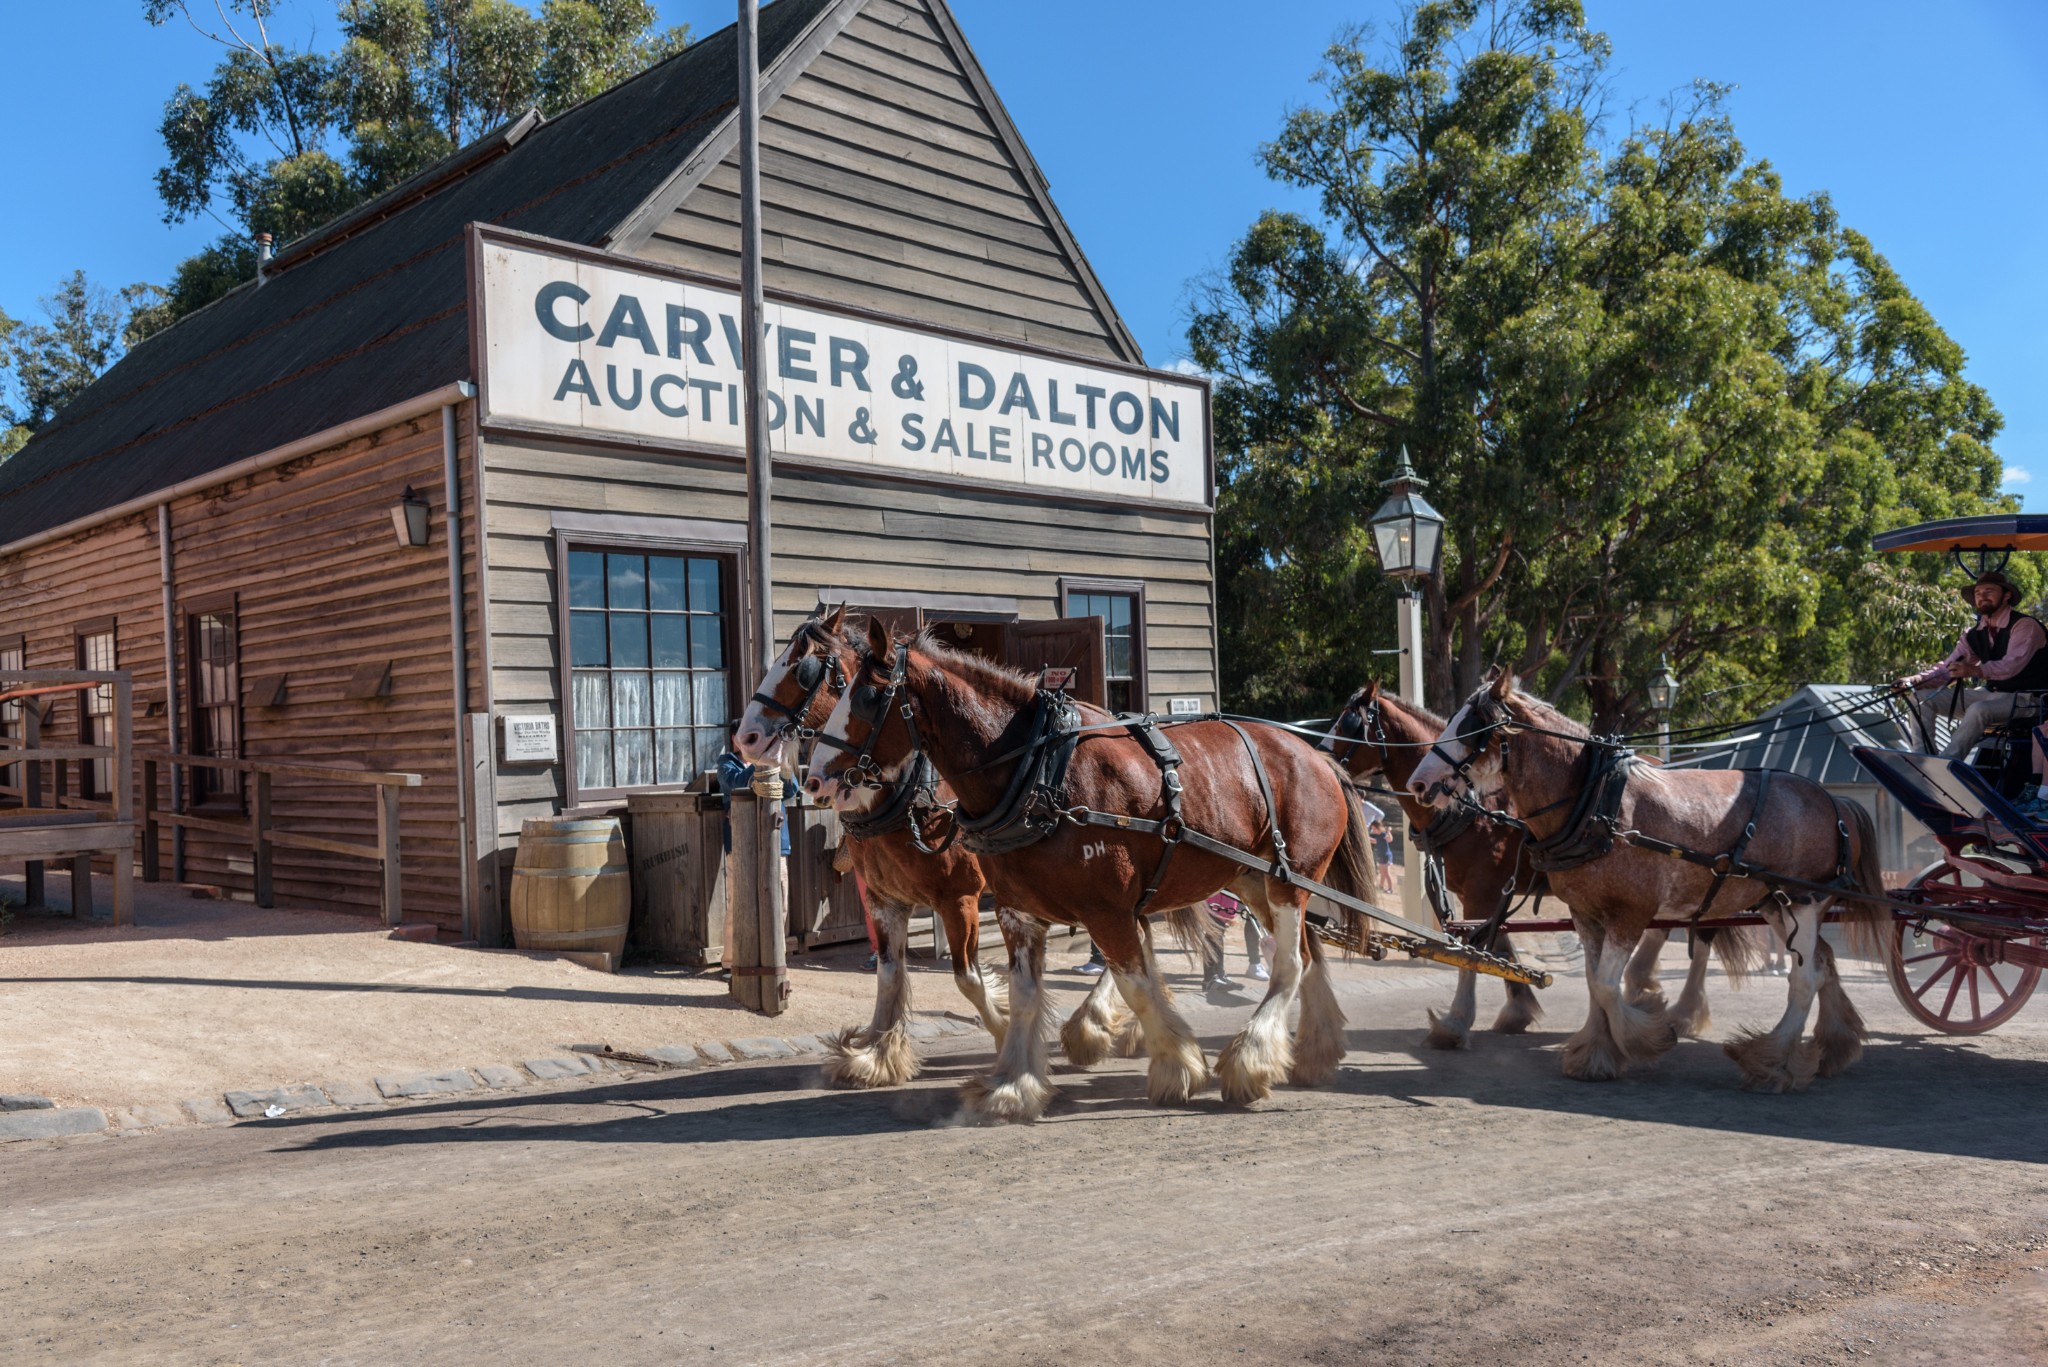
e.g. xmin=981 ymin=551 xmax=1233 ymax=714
xmin=1966 ymin=570 xmax=2021 ymax=605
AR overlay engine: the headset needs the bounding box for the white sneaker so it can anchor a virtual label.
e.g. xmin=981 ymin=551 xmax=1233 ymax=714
xmin=1249 ymin=962 xmax=1270 ymax=981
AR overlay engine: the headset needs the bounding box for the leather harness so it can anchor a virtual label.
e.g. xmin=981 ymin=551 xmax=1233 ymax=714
xmin=1438 ymin=696 xmax=1856 ymax=917
xmin=815 ymin=654 xmax=1452 ymax=940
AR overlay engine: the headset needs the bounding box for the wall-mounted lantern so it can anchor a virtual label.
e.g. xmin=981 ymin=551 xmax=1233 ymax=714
xmin=391 ymin=486 xmax=431 ymax=548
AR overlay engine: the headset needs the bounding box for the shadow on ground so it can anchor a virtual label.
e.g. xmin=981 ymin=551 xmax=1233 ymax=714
xmin=258 ymin=1017 xmax=2048 ymax=1166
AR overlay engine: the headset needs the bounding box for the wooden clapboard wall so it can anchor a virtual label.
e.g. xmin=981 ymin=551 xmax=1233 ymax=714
xmin=0 ymin=411 xmax=478 ymax=929
xmin=626 ymin=0 xmax=1139 ymax=364
xmin=480 ymin=0 xmax=1213 ymax=850
xmin=480 ymin=433 xmax=1214 ymax=838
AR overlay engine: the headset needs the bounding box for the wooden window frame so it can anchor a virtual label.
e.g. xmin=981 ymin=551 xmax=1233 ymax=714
xmin=73 ymin=618 xmax=117 ymax=800
xmin=0 ymin=634 xmax=22 ymax=798
xmin=552 ymin=529 xmax=747 ymax=810
xmin=1058 ymin=577 xmax=1148 ymax=713
xmin=183 ymin=595 xmax=243 ymax=809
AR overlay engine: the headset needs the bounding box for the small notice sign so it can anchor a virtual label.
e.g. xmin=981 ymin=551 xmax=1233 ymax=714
xmin=1168 ymin=697 xmax=1203 ymax=716
xmin=502 ymin=714 xmax=558 ymax=764
xmin=1040 ymin=667 xmax=1078 ymax=693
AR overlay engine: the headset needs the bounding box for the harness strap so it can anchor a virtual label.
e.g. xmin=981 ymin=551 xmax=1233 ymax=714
xmin=839 ymin=754 xmax=958 ymax=857
xmin=1065 ymin=807 xmax=1439 ymax=939
xmin=1526 ymin=744 xmax=1640 ymax=873
xmin=1119 ymin=715 xmax=1186 ymax=918
xmin=955 ymin=690 xmax=1082 ymax=856
xmin=1220 ymin=719 xmax=1291 ymax=883
xmin=1412 ymin=803 xmax=1474 ymax=856
xmin=1694 ymin=768 xmax=1771 ymax=921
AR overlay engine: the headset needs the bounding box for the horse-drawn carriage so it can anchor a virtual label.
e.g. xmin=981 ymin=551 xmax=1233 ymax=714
xmin=731 ymin=513 xmax=2048 ymax=1119
xmin=1393 ymin=512 xmax=2048 ymax=1039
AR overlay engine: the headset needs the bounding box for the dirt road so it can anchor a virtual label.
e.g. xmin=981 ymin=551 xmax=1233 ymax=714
xmin=4 ymin=958 xmax=2045 ymax=1365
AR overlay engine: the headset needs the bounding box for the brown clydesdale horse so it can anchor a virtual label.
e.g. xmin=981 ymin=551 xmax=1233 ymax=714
xmin=1328 ymin=682 xmax=1759 ymax=1048
xmin=732 ymin=610 xmax=1152 ymax=1088
xmin=805 ymin=617 xmax=1378 ymax=1122
xmin=1409 ymin=674 xmax=1890 ymax=1092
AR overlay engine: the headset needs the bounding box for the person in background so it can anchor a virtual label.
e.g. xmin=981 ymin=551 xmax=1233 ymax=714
xmin=1369 ymin=820 xmax=1397 ymax=893
xmin=1201 ymin=890 xmax=1269 ymax=992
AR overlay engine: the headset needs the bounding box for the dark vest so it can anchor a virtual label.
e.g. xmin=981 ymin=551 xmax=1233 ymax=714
xmin=1964 ymin=613 xmax=2048 ymax=692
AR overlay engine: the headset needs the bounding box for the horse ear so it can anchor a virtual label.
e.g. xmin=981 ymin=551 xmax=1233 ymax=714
xmin=1363 ymin=679 xmax=1381 ymax=703
xmin=822 ymin=602 xmax=847 ymax=635
xmin=866 ymin=613 xmax=893 ymax=657
xmin=1490 ymin=670 xmax=1513 ymax=700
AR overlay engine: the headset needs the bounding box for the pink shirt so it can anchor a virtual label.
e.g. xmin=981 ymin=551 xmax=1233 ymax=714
xmin=1911 ymin=609 xmax=2048 ymax=689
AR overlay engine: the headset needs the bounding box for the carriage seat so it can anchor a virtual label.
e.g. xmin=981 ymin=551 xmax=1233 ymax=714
xmin=1967 ymin=690 xmax=2048 ymax=799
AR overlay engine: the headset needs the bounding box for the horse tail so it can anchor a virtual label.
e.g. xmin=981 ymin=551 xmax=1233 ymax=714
xmin=1831 ymin=796 xmax=1896 ymax=967
xmin=1317 ymin=754 xmax=1383 ymax=937
xmin=1704 ymin=924 xmax=1764 ymax=986
xmin=1158 ymin=902 xmax=1217 ymax=963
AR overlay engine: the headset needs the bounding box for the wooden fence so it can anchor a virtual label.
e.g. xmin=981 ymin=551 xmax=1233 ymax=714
xmin=141 ymin=754 xmax=422 ymax=925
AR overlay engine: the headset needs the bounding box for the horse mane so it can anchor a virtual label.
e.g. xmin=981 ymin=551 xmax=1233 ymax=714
xmin=906 ymin=628 xmax=1039 ymax=702
xmin=1479 ymin=681 xmax=1590 ymax=740
xmin=1345 ymin=684 xmax=1445 ymax=733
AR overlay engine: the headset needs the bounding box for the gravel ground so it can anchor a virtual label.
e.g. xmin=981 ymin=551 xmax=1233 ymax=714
xmin=0 ymin=874 xmax=957 ymax=1109
xmin=1 ymin=924 xmax=2043 ymax=1366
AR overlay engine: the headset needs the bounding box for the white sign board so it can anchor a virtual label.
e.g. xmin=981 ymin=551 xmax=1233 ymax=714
xmin=501 ymin=714 xmax=558 ymax=764
xmin=477 ymin=234 xmax=1210 ymax=507
xmin=1168 ymin=697 xmax=1204 ymax=716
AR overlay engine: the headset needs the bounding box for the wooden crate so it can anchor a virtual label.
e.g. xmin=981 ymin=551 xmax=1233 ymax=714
xmin=624 ymin=792 xmax=729 ymax=966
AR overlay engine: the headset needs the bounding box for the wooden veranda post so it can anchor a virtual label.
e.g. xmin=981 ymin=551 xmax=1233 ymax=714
xmin=111 ymin=673 xmax=134 ymax=925
xmin=730 ymin=0 xmax=788 ymax=1015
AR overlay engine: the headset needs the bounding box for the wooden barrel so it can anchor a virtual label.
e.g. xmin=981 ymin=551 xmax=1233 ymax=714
xmin=509 ymin=816 xmax=630 ymax=970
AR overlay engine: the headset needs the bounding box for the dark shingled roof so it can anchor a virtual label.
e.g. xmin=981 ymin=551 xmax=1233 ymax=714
xmin=0 ymin=0 xmax=835 ymax=545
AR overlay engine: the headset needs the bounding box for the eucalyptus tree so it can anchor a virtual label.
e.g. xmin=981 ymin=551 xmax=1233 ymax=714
xmin=138 ymin=0 xmax=689 ymax=332
xmin=1191 ymin=0 xmax=2006 ymax=730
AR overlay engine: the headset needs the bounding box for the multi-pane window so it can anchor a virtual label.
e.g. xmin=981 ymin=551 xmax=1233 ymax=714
xmin=76 ymin=627 xmax=115 ymax=798
xmin=568 ymin=548 xmax=730 ymax=794
xmin=1067 ymin=590 xmax=1139 ymax=713
xmin=189 ymin=609 xmax=241 ymax=802
xmin=0 ymin=637 xmax=22 ymax=798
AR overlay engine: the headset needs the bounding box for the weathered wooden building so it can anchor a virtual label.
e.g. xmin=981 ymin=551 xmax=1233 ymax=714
xmin=0 ymin=0 xmax=1216 ymax=943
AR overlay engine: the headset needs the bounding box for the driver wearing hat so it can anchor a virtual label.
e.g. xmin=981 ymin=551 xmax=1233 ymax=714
xmin=1895 ymin=569 xmax=2048 ymax=762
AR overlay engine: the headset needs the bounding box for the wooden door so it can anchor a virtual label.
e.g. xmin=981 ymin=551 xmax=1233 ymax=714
xmin=788 ymin=801 xmax=869 ymax=946
xmin=1005 ymin=617 xmax=1107 ymax=709
xmin=848 ymin=605 xmax=920 ymax=640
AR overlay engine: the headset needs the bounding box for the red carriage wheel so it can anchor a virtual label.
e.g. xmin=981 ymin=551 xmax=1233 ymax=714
xmin=1888 ymin=862 xmax=2042 ymax=1035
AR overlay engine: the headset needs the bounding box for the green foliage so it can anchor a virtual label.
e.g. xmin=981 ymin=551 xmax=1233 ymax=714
xmin=124 ymin=238 xmax=261 ymax=345
xmin=0 ymin=273 xmax=153 ymax=439
xmin=140 ymin=0 xmax=690 ymax=326
xmin=1190 ymin=1 xmax=2008 ymax=731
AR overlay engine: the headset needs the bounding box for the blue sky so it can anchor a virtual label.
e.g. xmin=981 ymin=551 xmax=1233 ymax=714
xmin=3 ymin=1 xmax=2042 ymax=500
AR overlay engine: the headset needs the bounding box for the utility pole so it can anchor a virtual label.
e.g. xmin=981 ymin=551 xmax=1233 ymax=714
xmin=729 ymin=0 xmax=787 ymax=1015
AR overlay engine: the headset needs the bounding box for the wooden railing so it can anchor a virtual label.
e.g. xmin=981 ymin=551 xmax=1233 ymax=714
xmin=0 ymin=670 xmax=136 ymax=923
xmin=140 ymin=753 xmax=422 ymax=925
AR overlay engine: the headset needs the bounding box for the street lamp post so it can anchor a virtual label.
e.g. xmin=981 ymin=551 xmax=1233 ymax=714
xmin=1366 ymin=447 xmax=1446 ymax=929
xmin=1648 ymin=654 xmax=1680 ymax=763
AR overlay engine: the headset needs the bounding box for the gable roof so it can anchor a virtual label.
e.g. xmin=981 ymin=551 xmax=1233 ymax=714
xmin=0 ymin=0 xmax=1150 ymax=554
xmin=1677 ymin=684 xmax=1912 ymax=786
xmin=0 ymin=0 xmax=845 ymax=547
